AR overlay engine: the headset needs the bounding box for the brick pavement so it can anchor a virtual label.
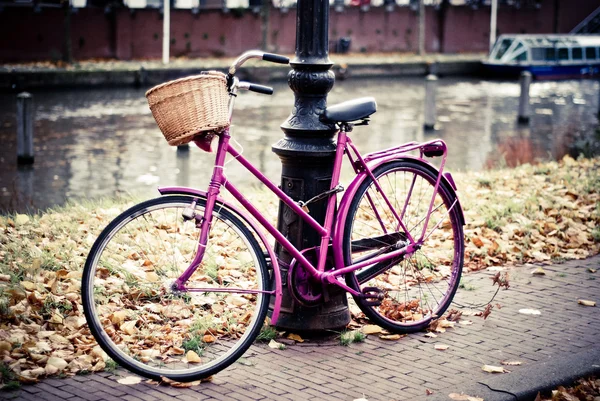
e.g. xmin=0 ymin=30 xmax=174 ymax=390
xmin=1 ymin=256 xmax=599 ymax=401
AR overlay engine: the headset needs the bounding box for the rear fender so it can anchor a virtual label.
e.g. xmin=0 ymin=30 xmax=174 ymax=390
xmin=158 ymin=186 xmax=283 ymax=325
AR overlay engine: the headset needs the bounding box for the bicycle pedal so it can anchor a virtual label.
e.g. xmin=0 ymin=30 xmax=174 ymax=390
xmin=361 ymin=286 xmax=384 ymax=306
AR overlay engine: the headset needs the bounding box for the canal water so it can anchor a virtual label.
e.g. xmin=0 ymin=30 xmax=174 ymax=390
xmin=0 ymin=77 xmax=599 ymax=213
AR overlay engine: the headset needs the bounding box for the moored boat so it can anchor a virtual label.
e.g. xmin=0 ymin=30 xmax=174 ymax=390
xmin=483 ymin=34 xmax=600 ymax=79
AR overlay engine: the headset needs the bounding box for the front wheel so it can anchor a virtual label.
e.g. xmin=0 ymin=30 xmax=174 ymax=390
xmin=343 ymin=160 xmax=464 ymax=333
xmin=82 ymin=196 xmax=270 ymax=382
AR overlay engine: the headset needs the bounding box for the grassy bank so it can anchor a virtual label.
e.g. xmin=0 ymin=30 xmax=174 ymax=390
xmin=0 ymin=155 xmax=598 ymax=386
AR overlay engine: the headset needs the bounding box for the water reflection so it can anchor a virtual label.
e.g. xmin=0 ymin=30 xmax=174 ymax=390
xmin=0 ymin=77 xmax=598 ymax=213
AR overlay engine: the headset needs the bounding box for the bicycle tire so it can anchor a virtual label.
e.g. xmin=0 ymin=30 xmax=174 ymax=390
xmin=82 ymin=195 xmax=270 ymax=382
xmin=343 ymin=160 xmax=464 ymax=333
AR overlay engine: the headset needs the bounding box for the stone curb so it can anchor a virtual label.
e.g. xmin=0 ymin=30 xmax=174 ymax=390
xmin=419 ymin=346 xmax=600 ymax=401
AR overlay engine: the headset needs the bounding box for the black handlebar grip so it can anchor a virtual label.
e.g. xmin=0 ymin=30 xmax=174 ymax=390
xmin=248 ymin=84 xmax=274 ymax=95
xmin=262 ymin=53 xmax=290 ymax=65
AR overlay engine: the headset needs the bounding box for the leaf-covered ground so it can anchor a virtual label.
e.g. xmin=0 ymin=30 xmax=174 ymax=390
xmin=0 ymin=155 xmax=598 ymax=386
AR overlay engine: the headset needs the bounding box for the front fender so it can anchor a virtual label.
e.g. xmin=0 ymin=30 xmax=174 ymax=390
xmin=158 ymin=186 xmax=283 ymax=325
xmin=331 ymin=157 xmax=464 ymax=269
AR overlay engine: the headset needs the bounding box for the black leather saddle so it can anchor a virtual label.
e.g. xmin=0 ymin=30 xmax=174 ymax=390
xmin=321 ymin=97 xmax=377 ymax=124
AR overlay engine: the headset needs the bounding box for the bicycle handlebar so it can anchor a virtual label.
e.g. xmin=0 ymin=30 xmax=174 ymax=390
xmin=227 ymin=50 xmax=289 ymax=96
xmin=262 ymin=53 xmax=290 ymax=65
xmin=237 ymin=81 xmax=274 ymax=95
xmin=248 ymin=83 xmax=274 ymax=95
xmin=228 ymin=50 xmax=289 ymax=80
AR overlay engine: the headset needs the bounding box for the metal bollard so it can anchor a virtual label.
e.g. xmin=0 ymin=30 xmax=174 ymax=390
xmin=598 ymin=80 xmax=600 ymax=116
xmin=424 ymin=74 xmax=437 ymax=130
xmin=518 ymin=71 xmax=532 ymax=124
xmin=16 ymin=92 xmax=34 ymax=165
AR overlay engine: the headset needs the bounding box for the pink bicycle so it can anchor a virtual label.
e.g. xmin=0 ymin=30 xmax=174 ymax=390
xmin=82 ymin=51 xmax=465 ymax=382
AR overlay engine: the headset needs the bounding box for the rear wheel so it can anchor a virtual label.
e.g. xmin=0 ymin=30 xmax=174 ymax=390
xmin=82 ymin=196 xmax=270 ymax=382
xmin=343 ymin=161 xmax=464 ymax=333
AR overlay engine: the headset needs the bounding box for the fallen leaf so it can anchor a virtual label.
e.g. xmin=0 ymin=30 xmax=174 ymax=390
xmin=202 ymin=334 xmax=216 ymax=343
xmin=268 ymin=340 xmax=284 ymax=349
xmin=160 ymin=376 xmax=201 ymax=387
xmin=353 ymin=398 xmax=369 ymax=401
xmin=472 ymin=237 xmax=484 ymax=248
xmin=379 ymin=334 xmax=403 ymax=341
xmin=424 ymin=332 xmax=438 ymax=338
xmin=121 ymin=320 xmax=138 ymax=335
xmin=434 ymin=344 xmax=449 ymax=350
xmin=531 ymin=267 xmax=546 ymax=275
xmin=482 ymin=364 xmax=508 ymax=373
xmin=46 ymin=357 xmax=68 ymax=372
xmin=16 ymin=374 xmax=39 ymax=384
xmin=518 ymin=309 xmax=541 ymax=315
xmin=577 ymin=299 xmax=596 ymax=307
xmin=110 ymin=311 xmax=128 ymax=326
xmin=117 ymin=376 xmax=142 ymax=385
xmin=588 ymin=268 xmax=597 ymax=273
xmin=475 ymin=304 xmax=493 ymax=320
xmin=186 ymin=350 xmax=201 ymax=363
xmin=501 ymin=361 xmax=523 ymax=366
xmin=15 ymin=214 xmax=30 ymax=225
xmin=459 ymin=320 xmax=473 ymax=326
xmin=287 ymin=333 xmax=304 ymax=343
xmin=426 ymin=389 xmax=434 ymax=395
xmin=362 ymin=325 xmax=384 ymax=335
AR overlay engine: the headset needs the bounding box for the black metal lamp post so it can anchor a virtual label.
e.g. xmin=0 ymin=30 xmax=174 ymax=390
xmin=271 ymin=0 xmax=350 ymax=330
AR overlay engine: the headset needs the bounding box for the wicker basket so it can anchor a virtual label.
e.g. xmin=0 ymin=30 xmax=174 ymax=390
xmin=145 ymin=71 xmax=230 ymax=146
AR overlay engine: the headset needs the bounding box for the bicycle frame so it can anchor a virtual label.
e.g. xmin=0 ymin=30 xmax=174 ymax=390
xmin=159 ymin=123 xmax=463 ymax=326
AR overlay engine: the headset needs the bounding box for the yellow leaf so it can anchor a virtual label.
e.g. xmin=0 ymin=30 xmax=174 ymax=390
xmin=362 ymin=325 xmax=384 ymax=335
xmin=531 ymin=267 xmax=546 ymax=276
xmin=15 ymin=214 xmax=30 ymax=225
xmin=145 ymin=272 xmax=159 ymax=282
xmin=578 ymin=299 xmax=596 ymax=307
xmin=46 ymin=357 xmax=68 ymax=372
xmin=185 ymin=350 xmax=202 ymax=363
xmin=169 ymin=347 xmax=185 ymax=356
xmin=49 ymin=311 xmax=63 ymax=324
xmin=110 ymin=311 xmax=128 ymax=326
xmin=287 ymin=333 xmax=304 ymax=343
xmin=379 ymin=334 xmax=403 ymax=341
xmin=21 ymin=281 xmax=36 ymax=291
xmin=121 ymin=320 xmax=138 ymax=335
xmin=482 ymin=364 xmax=508 ymax=373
